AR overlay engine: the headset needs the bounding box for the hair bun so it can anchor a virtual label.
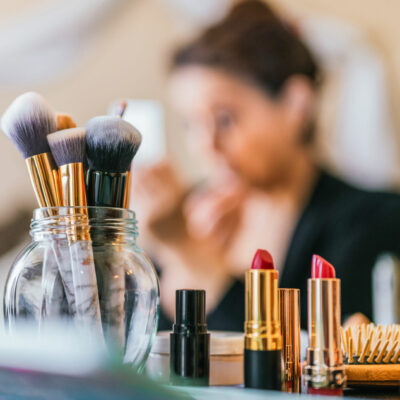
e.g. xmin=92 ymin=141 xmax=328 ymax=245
xmin=172 ymin=0 xmax=320 ymax=97
xmin=227 ymin=0 xmax=279 ymax=24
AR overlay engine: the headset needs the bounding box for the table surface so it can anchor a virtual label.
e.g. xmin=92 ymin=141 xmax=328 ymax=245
xmin=345 ymin=388 xmax=400 ymax=400
xmin=177 ymin=386 xmax=400 ymax=400
xmin=0 ymin=361 xmax=399 ymax=400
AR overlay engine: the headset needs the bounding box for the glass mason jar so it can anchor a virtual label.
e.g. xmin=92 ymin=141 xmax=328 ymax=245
xmin=3 ymin=207 xmax=159 ymax=371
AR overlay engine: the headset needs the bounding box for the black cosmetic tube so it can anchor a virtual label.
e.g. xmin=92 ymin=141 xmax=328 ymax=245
xmin=170 ymin=290 xmax=210 ymax=386
xmin=244 ymin=349 xmax=282 ymax=390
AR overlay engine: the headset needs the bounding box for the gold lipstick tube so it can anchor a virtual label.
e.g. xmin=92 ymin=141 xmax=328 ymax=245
xmin=305 ymin=278 xmax=345 ymax=389
xmin=26 ymin=153 xmax=62 ymax=207
xmin=244 ymin=268 xmax=282 ymax=390
xmin=245 ymin=269 xmax=281 ymax=351
xmin=279 ymin=288 xmax=301 ymax=392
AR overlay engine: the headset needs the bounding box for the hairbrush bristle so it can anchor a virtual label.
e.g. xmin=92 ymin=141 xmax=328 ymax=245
xmin=1 ymin=92 xmax=57 ymax=159
xmin=342 ymin=324 xmax=400 ymax=365
xmin=47 ymin=128 xmax=86 ymax=167
xmin=85 ymin=116 xmax=142 ymax=173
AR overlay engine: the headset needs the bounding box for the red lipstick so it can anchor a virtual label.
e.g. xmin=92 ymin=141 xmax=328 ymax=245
xmin=251 ymin=249 xmax=274 ymax=270
xmin=305 ymin=255 xmax=345 ymax=392
xmin=311 ymin=255 xmax=335 ymax=278
xmin=244 ymin=249 xmax=282 ymax=390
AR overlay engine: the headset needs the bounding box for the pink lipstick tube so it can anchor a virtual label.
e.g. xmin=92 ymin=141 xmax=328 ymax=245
xmin=304 ymin=255 xmax=346 ymax=392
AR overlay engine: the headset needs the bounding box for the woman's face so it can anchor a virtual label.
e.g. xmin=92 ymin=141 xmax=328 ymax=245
xmin=170 ymin=66 xmax=312 ymax=188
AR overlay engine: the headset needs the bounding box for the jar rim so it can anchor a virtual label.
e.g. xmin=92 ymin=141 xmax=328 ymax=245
xmin=32 ymin=206 xmax=135 ymax=220
xmin=30 ymin=206 xmax=138 ymax=241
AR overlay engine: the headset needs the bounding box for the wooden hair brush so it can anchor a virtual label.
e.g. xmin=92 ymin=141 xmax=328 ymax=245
xmin=341 ymin=324 xmax=400 ymax=386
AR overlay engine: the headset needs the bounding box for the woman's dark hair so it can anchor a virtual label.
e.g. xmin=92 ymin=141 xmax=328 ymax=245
xmin=172 ymin=0 xmax=320 ymax=97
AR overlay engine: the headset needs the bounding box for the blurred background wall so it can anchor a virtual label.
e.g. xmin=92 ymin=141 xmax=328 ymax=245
xmin=0 ymin=0 xmax=399 ymax=223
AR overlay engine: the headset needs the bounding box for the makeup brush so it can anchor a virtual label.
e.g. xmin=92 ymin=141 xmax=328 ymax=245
xmin=57 ymin=113 xmax=77 ymax=130
xmin=48 ymin=128 xmax=88 ymax=207
xmin=1 ymin=92 xmax=65 ymax=324
xmin=112 ymin=100 xmax=128 ymax=118
xmin=48 ymin=128 xmax=103 ymax=338
xmin=1 ymin=92 xmax=62 ymax=207
xmin=85 ymin=116 xmax=141 ymax=208
xmin=85 ymin=116 xmax=142 ymax=350
xmin=43 ymin=112 xmax=79 ymax=319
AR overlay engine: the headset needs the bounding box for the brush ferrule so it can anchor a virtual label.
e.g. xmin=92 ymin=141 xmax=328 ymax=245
xmin=86 ymin=169 xmax=130 ymax=208
xmin=59 ymin=163 xmax=87 ymax=208
xmin=26 ymin=153 xmax=62 ymax=207
xmin=59 ymin=163 xmax=90 ymax=242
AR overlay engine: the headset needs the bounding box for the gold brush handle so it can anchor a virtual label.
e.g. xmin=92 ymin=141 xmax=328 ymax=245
xmin=59 ymin=163 xmax=90 ymax=242
xmin=123 ymin=171 xmax=131 ymax=208
xmin=26 ymin=153 xmax=62 ymax=207
xmin=59 ymin=163 xmax=87 ymax=207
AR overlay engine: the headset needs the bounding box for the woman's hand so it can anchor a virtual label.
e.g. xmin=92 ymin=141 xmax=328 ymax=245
xmin=183 ymin=176 xmax=246 ymax=250
xmin=343 ymin=312 xmax=370 ymax=328
xmin=130 ymin=160 xmax=185 ymax=228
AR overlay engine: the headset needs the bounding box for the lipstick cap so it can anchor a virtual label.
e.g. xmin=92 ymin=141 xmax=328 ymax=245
xmin=279 ymin=288 xmax=301 ymax=392
xmin=170 ymin=290 xmax=210 ymax=386
xmin=174 ymin=289 xmax=206 ymax=330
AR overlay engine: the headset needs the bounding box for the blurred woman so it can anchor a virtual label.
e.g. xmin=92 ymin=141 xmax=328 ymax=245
xmin=133 ymin=0 xmax=400 ymax=330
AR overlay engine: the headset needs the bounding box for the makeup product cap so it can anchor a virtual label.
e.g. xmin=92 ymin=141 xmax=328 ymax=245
xmin=174 ymin=289 xmax=207 ymax=331
xmin=170 ymin=289 xmax=210 ymax=386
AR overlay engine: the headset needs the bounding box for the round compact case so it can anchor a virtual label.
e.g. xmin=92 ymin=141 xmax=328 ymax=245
xmin=146 ymin=331 xmax=244 ymax=386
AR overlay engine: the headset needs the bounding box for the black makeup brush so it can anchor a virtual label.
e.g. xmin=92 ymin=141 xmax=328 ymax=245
xmin=85 ymin=116 xmax=142 ymax=350
xmin=1 ymin=92 xmax=61 ymax=207
xmin=85 ymin=116 xmax=142 ymax=208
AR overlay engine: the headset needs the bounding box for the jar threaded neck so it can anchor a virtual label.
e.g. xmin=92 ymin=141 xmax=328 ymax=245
xmin=30 ymin=206 xmax=138 ymax=243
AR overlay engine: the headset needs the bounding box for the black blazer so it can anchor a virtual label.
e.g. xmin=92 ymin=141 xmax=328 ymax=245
xmin=282 ymin=171 xmax=400 ymax=328
xmin=157 ymin=171 xmax=400 ymax=331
